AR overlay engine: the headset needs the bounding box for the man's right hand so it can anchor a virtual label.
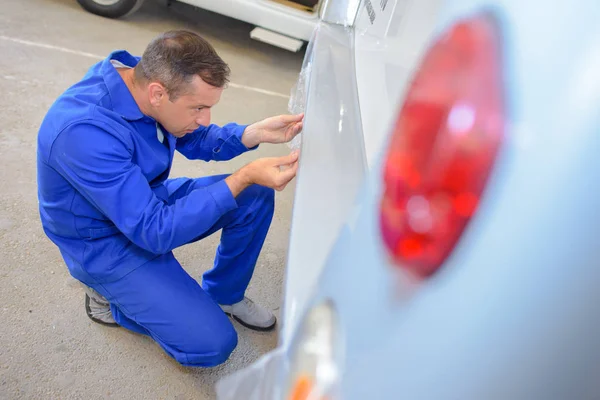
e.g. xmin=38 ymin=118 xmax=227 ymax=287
xmin=225 ymin=151 xmax=300 ymax=197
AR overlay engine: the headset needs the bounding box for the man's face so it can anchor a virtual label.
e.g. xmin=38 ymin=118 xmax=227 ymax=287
xmin=152 ymin=75 xmax=223 ymax=138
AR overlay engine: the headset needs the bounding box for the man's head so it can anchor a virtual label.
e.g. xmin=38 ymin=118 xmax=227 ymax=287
xmin=133 ymin=30 xmax=230 ymax=137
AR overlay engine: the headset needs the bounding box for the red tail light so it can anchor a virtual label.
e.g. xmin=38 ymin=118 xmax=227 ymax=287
xmin=380 ymin=14 xmax=504 ymax=278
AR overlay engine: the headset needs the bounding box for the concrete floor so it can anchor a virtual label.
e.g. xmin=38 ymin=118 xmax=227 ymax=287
xmin=0 ymin=0 xmax=304 ymax=398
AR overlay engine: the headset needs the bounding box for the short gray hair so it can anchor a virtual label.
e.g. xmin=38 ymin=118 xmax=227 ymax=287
xmin=134 ymin=30 xmax=230 ymax=100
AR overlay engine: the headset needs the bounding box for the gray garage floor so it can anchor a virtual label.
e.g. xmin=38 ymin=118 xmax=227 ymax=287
xmin=0 ymin=0 xmax=304 ymax=398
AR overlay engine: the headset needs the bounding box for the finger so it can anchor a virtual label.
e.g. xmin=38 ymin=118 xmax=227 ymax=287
xmin=277 ymin=161 xmax=299 ymax=186
xmin=279 ymin=113 xmax=304 ymax=124
xmin=285 ymin=124 xmax=302 ymax=142
xmin=292 ymin=121 xmax=303 ymax=135
xmin=275 ymin=151 xmax=299 ymax=166
xmin=278 ymin=158 xmax=296 ymax=172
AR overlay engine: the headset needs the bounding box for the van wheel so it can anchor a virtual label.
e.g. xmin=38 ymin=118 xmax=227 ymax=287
xmin=76 ymin=0 xmax=146 ymax=18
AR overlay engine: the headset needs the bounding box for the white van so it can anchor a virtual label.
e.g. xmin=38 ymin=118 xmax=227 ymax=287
xmin=76 ymin=0 xmax=323 ymax=51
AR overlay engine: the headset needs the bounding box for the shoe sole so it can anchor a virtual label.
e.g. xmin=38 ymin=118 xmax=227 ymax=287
xmin=85 ymin=294 xmax=120 ymax=328
xmin=224 ymin=312 xmax=277 ymax=332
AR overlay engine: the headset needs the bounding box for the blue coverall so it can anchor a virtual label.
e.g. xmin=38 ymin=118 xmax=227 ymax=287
xmin=36 ymin=50 xmax=274 ymax=367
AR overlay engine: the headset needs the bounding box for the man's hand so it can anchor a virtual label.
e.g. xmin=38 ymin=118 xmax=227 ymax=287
xmin=225 ymin=151 xmax=300 ymax=197
xmin=242 ymin=114 xmax=304 ymax=148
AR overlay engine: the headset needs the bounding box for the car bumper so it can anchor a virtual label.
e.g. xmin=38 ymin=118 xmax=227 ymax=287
xmin=215 ymin=346 xmax=288 ymax=399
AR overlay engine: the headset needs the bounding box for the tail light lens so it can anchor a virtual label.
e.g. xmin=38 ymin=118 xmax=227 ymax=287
xmin=380 ymin=14 xmax=505 ymax=278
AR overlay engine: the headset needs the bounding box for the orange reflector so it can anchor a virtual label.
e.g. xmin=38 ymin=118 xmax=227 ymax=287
xmin=289 ymin=375 xmax=313 ymax=400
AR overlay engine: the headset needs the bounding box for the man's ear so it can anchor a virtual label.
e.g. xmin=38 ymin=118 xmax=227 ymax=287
xmin=147 ymin=82 xmax=166 ymax=107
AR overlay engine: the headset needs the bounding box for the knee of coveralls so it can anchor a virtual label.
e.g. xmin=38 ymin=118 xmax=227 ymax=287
xmin=164 ymin=319 xmax=239 ymax=368
xmin=110 ymin=304 xmax=239 ymax=367
xmin=239 ymin=183 xmax=275 ymax=220
xmin=88 ymin=252 xmax=240 ymax=368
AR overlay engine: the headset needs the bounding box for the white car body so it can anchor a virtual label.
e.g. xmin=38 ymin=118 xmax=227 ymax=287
xmin=217 ymin=0 xmax=600 ymax=398
xmin=80 ymin=0 xmax=323 ymax=51
xmin=175 ymin=0 xmax=319 ymax=42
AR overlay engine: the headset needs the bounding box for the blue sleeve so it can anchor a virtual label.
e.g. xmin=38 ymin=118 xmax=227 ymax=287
xmin=48 ymin=122 xmax=238 ymax=255
xmin=175 ymin=123 xmax=257 ymax=161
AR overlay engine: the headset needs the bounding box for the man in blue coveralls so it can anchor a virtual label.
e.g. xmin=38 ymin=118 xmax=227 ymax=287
xmin=36 ymin=30 xmax=303 ymax=367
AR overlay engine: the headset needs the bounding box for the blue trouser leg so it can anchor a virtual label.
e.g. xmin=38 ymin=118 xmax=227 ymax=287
xmin=167 ymin=174 xmax=275 ymax=305
xmin=85 ymin=175 xmax=274 ymax=367
xmin=95 ymin=253 xmax=238 ymax=367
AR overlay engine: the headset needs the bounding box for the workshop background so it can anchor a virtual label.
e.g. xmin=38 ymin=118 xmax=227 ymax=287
xmin=0 ymin=0 xmax=304 ymax=398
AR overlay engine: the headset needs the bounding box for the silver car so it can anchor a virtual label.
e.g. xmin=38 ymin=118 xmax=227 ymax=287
xmin=217 ymin=0 xmax=600 ymax=398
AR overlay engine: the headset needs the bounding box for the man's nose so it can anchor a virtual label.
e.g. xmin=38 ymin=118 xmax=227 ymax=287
xmin=196 ymin=109 xmax=211 ymax=126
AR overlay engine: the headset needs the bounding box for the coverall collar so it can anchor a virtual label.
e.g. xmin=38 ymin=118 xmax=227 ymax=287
xmin=102 ymin=50 xmax=147 ymax=122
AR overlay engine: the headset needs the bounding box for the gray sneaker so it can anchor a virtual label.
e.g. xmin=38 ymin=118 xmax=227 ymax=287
xmin=83 ymin=285 xmax=119 ymax=328
xmin=220 ymin=297 xmax=276 ymax=331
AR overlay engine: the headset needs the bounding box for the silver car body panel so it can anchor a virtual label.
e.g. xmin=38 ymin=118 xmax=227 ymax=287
xmin=294 ymin=0 xmax=600 ymax=398
xmin=281 ymin=0 xmax=442 ymax=346
xmin=221 ymin=0 xmax=600 ymax=398
xmin=280 ymin=21 xmax=368 ymax=345
xmin=319 ymin=0 xmax=362 ymax=26
xmin=353 ymin=0 xmax=442 ymax=167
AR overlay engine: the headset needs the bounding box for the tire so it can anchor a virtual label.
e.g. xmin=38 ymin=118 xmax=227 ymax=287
xmin=293 ymin=0 xmax=319 ymax=6
xmin=76 ymin=0 xmax=146 ymax=19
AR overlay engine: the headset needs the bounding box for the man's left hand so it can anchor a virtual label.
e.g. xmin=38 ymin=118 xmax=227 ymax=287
xmin=242 ymin=113 xmax=304 ymax=148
